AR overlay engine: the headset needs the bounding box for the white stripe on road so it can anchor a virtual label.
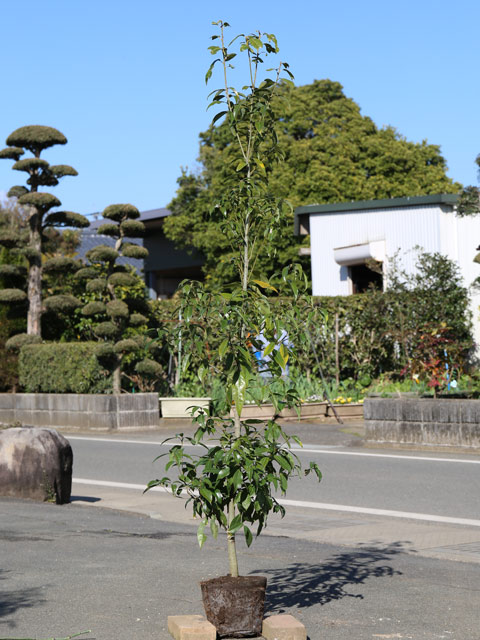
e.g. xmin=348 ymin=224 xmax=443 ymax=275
xmin=67 ymin=435 xmax=480 ymax=465
xmin=72 ymin=477 xmax=480 ymax=527
xmin=278 ymin=499 xmax=480 ymax=527
xmin=74 ymin=478 xmax=166 ymax=491
xmin=294 ymin=448 xmax=480 ymax=464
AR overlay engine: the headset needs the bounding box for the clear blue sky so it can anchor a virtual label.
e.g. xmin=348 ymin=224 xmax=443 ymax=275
xmin=0 ymin=0 xmax=478 ymax=216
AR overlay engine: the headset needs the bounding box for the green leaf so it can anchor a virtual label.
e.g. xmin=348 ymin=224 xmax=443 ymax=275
xmin=252 ymin=279 xmax=278 ymax=292
xmin=199 ymin=486 xmax=213 ymax=502
xmin=219 ymin=338 xmax=228 ymax=358
xmin=229 ymin=514 xmax=243 ymax=533
xmin=254 ymin=159 xmax=266 ymax=175
xmin=197 ymin=520 xmax=207 ymax=547
xmin=210 ymin=519 xmax=219 ymax=539
xmin=242 ymin=494 xmax=252 ymax=510
xmin=273 ymin=348 xmax=287 ymax=370
xmin=232 ymin=469 xmax=243 ymax=490
xmin=232 ymin=367 xmax=249 ymax=416
xmin=274 ymin=454 xmax=293 ymax=471
xmin=217 ymin=466 xmax=231 ymax=480
xmin=279 ymin=343 xmax=289 ymax=365
xmin=212 ymin=110 xmax=228 ymax=125
xmin=205 ymin=59 xmax=219 ymax=84
xmin=263 ymin=342 xmax=275 ymax=357
xmin=244 ymin=525 xmax=253 ymax=547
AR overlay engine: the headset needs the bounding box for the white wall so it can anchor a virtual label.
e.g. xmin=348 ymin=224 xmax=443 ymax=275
xmin=310 ymin=204 xmax=442 ymax=296
xmin=309 ymin=203 xmax=480 ymax=348
xmin=453 ymin=214 xmax=480 ymax=350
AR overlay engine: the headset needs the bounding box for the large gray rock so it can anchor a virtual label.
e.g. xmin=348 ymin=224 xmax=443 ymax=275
xmin=0 ymin=427 xmax=72 ymax=503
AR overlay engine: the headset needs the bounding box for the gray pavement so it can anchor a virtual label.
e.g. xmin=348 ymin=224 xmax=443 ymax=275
xmin=1 ymin=498 xmax=479 ymax=640
xmin=1 ymin=418 xmax=479 ymax=639
xmin=67 ymin=418 xmax=480 ymax=565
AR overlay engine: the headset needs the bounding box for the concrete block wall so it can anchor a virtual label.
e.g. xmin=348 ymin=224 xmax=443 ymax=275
xmin=0 ymin=393 xmax=159 ymax=431
xmin=364 ymin=397 xmax=480 ymax=448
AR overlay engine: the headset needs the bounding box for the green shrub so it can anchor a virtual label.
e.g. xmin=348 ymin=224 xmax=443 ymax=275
xmin=86 ymin=278 xmax=108 ymax=293
xmin=44 ymin=294 xmax=82 ymax=313
xmin=151 ymin=250 xmax=473 ymax=388
xmin=0 ymin=288 xmax=27 ymax=303
xmin=121 ymin=243 xmax=148 ymax=259
xmin=82 ymin=301 xmax=106 ymax=316
xmin=94 ymin=321 xmax=118 ymax=338
xmin=6 ymin=333 xmax=42 ymax=352
xmin=106 ymin=299 xmax=129 ymax=318
xmin=108 ymin=272 xmax=137 ymax=287
xmin=19 ymin=342 xmax=113 ymax=393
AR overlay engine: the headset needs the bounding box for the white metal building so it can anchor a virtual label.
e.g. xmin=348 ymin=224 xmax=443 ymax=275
xmin=294 ymin=194 xmax=480 ymax=345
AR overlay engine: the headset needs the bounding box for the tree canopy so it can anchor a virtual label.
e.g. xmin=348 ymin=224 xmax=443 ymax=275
xmin=165 ymin=79 xmax=461 ymax=286
xmin=457 ymin=154 xmax=480 ymax=217
xmin=0 ymin=125 xmax=88 ymax=337
xmin=79 ymin=203 xmax=155 ymax=393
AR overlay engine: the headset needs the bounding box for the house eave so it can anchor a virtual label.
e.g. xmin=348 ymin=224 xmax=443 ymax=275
xmin=294 ymin=193 xmax=459 ymax=236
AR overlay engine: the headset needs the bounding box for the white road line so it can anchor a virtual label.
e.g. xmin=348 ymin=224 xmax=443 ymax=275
xmin=294 ymin=449 xmax=480 ymax=464
xmin=66 ymin=435 xmax=480 ymax=465
xmin=278 ymin=499 xmax=480 ymax=527
xmin=68 ymin=436 xmax=168 ymax=445
xmin=74 ymin=478 xmax=165 ymax=491
xmin=72 ymin=477 xmax=480 ymax=527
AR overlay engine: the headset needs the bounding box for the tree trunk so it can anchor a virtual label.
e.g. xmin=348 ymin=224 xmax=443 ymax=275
xmin=227 ymin=500 xmax=239 ymax=577
xmin=113 ymin=364 xmax=121 ymax=394
xmin=226 ymin=406 xmax=243 ymax=577
xmin=27 ymin=211 xmax=42 ymax=336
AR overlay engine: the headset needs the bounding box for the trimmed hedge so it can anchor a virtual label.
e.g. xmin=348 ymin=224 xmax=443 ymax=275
xmin=151 ymin=258 xmax=473 ymax=384
xmin=19 ymin=342 xmax=113 ymax=393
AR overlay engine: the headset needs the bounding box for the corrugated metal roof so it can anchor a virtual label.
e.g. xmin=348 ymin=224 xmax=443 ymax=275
xmin=294 ymin=194 xmax=459 ymax=235
xmin=87 ymin=207 xmax=171 ymax=230
xmin=76 ymin=232 xmax=144 ymax=273
xmin=77 ymin=208 xmax=172 ymax=273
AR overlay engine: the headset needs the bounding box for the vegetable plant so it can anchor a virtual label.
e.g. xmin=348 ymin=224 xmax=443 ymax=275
xmin=146 ymin=21 xmax=321 ymax=579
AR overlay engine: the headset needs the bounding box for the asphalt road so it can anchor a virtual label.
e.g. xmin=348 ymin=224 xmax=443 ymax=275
xmin=1 ymin=498 xmax=479 ymax=640
xmin=67 ymin=432 xmax=480 ymax=522
xmin=2 ymin=423 xmax=480 ymax=639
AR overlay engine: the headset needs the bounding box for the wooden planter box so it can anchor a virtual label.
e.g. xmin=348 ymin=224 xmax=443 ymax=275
xmin=232 ymin=402 xmax=328 ymax=421
xmin=326 ymin=403 xmax=364 ymax=418
xmin=159 ymin=397 xmax=211 ymax=419
xmin=364 ymin=397 xmax=480 ymax=448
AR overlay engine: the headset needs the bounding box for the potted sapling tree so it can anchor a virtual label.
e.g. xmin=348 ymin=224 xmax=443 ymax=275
xmin=145 ymin=22 xmax=322 ymax=638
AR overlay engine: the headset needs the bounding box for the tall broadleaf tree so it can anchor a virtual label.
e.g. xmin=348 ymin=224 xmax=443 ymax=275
xmin=0 ymin=126 xmax=89 ymax=341
xmin=165 ymin=80 xmax=461 ymax=286
xmin=457 ymin=154 xmax=480 ymax=217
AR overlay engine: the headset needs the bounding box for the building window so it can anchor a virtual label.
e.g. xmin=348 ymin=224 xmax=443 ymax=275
xmin=349 ymin=262 xmax=383 ymax=293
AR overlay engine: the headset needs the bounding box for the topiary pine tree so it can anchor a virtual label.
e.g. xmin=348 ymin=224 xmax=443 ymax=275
xmin=0 ymin=125 xmax=89 ymax=339
xmin=79 ymin=203 xmax=156 ymax=394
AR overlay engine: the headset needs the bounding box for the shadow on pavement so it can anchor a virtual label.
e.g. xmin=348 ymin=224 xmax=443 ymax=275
xmin=257 ymin=542 xmax=407 ymax=613
xmin=70 ymin=496 xmax=102 ymax=503
xmin=0 ymin=571 xmax=45 ymax=628
xmin=82 ymin=528 xmax=182 ymax=541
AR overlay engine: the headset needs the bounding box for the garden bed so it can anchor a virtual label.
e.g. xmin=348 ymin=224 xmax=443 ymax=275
xmin=230 ymin=401 xmax=363 ymax=421
xmin=364 ymin=397 xmax=480 ymax=448
xmin=326 ymin=402 xmax=364 ymax=418
xmin=159 ymin=397 xmax=211 ymax=418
